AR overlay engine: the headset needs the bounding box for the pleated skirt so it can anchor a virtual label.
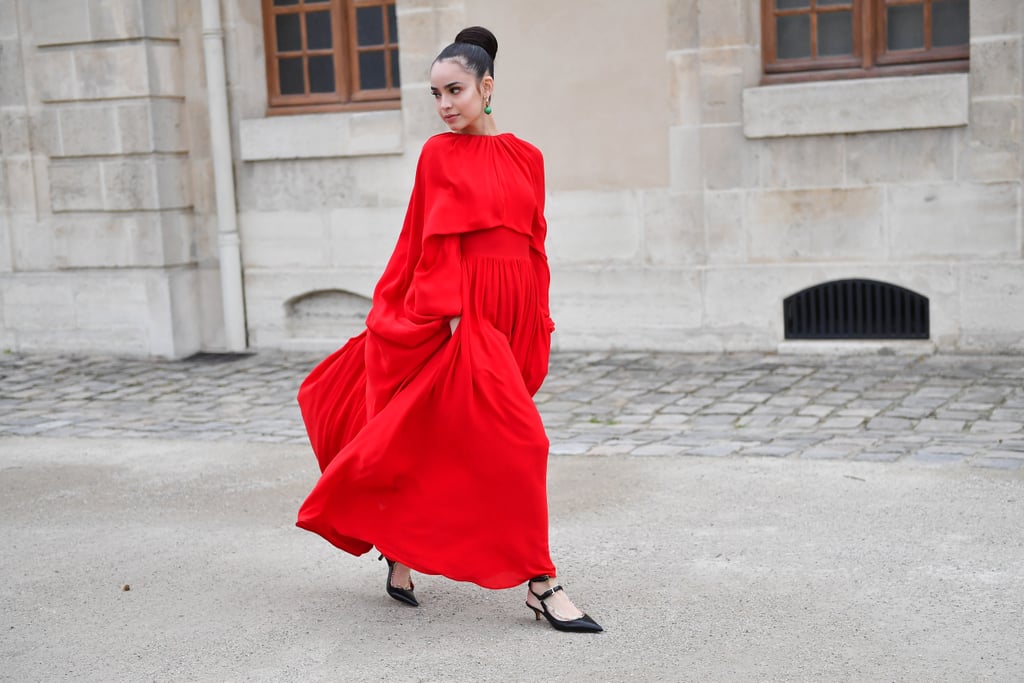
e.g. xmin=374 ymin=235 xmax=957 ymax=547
xmin=296 ymin=227 xmax=557 ymax=589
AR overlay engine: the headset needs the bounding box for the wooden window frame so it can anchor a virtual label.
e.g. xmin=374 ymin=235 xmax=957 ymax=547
xmin=761 ymin=0 xmax=969 ymax=85
xmin=262 ymin=0 xmax=401 ymax=116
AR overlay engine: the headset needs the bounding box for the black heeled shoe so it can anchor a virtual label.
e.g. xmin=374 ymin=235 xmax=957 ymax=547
xmin=378 ymin=554 xmax=418 ymax=607
xmin=526 ymin=575 xmax=603 ymax=633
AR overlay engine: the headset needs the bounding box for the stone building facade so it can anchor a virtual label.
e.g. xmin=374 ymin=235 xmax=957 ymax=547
xmin=1 ymin=0 xmax=1021 ymax=357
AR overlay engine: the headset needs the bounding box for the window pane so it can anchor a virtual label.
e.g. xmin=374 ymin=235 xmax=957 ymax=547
xmin=817 ymin=0 xmax=850 ymax=5
xmin=308 ymin=55 xmax=335 ymax=93
xmin=306 ymin=0 xmax=329 ymax=3
xmin=356 ymin=6 xmax=385 ymax=46
xmin=275 ymin=13 xmax=301 ymax=52
xmin=777 ymin=14 xmax=811 ymax=59
xmin=776 ymin=0 xmax=809 ymax=8
xmin=359 ymin=50 xmax=387 ymax=89
xmin=388 ymin=3 xmax=398 ymax=42
xmin=273 ymin=0 xmax=299 ymax=5
xmin=305 ymin=10 xmax=332 ymax=50
xmin=932 ymin=0 xmax=969 ymax=47
xmin=818 ymin=10 xmax=853 ymax=56
xmin=390 ymin=48 xmax=400 ymax=87
xmin=887 ymin=4 xmax=924 ymax=50
xmin=278 ymin=57 xmax=304 ymax=94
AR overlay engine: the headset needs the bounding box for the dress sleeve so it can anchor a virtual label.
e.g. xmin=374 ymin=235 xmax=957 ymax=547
xmin=364 ymin=143 xmax=459 ymax=416
xmin=529 ymin=151 xmax=555 ymax=332
xmin=404 ymin=232 xmax=462 ymax=321
xmin=401 ymin=137 xmax=464 ymax=322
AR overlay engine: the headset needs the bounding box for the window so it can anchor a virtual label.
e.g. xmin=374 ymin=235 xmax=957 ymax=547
xmin=761 ymin=0 xmax=969 ymax=83
xmin=262 ymin=0 xmax=401 ymax=114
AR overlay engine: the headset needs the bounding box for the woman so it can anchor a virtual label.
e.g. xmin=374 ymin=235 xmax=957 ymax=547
xmin=295 ymin=27 xmax=601 ymax=634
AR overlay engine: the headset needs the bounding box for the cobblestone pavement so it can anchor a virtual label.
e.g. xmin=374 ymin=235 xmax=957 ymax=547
xmin=1 ymin=349 xmax=1023 ymax=469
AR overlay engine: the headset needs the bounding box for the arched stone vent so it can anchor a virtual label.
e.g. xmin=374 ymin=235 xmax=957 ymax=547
xmin=285 ymin=289 xmax=371 ymax=341
xmin=784 ymin=279 xmax=929 ymax=340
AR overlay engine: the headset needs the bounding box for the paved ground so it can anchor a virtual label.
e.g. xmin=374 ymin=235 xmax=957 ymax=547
xmin=1 ymin=349 xmax=1023 ymax=681
xmin=2 ymin=349 xmax=1023 ymax=467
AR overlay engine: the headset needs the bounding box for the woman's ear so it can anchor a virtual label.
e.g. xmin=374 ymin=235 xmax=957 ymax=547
xmin=480 ymin=75 xmax=494 ymax=99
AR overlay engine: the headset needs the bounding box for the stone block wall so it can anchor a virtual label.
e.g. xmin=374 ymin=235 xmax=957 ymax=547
xmin=231 ymin=0 xmax=1023 ymax=353
xmin=650 ymin=0 xmax=1023 ymax=352
xmin=0 ymin=0 xmax=206 ymax=356
xmin=4 ymin=0 xmax=1019 ymax=355
xmin=459 ymin=0 xmax=1018 ymax=352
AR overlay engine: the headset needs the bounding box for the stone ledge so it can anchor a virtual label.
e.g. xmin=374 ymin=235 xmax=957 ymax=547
xmin=777 ymin=340 xmax=937 ymax=355
xmin=743 ymin=73 xmax=969 ymax=138
xmin=239 ymin=110 xmax=404 ymax=161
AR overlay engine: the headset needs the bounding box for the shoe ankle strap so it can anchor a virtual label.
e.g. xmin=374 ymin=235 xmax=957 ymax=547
xmin=530 ymin=583 xmax=564 ymax=602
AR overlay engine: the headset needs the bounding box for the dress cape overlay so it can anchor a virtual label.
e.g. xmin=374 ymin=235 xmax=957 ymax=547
xmin=296 ymin=132 xmax=558 ymax=589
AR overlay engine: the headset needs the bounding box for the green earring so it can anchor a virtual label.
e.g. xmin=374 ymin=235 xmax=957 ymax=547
xmin=484 ymin=97 xmax=492 ymax=115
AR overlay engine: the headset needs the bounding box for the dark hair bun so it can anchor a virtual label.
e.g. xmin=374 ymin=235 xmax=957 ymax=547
xmin=455 ymin=26 xmax=498 ymax=62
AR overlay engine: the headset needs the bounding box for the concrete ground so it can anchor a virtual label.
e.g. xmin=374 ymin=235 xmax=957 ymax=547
xmin=1 ymin=350 xmax=1023 ymax=681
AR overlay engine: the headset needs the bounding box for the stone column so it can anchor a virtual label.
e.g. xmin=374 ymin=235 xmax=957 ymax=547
xmin=0 ymin=0 xmax=34 ymax=349
xmin=0 ymin=0 xmax=202 ymax=356
xmin=955 ymin=0 xmax=1024 ymax=350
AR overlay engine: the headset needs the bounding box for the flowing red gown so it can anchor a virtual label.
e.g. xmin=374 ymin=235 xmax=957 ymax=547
xmin=296 ymin=132 xmax=558 ymax=589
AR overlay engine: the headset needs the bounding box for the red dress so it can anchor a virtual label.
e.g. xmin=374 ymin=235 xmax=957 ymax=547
xmin=296 ymin=132 xmax=558 ymax=589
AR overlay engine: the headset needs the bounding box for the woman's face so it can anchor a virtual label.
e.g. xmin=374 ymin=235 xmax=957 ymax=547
xmin=429 ymin=59 xmax=492 ymax=135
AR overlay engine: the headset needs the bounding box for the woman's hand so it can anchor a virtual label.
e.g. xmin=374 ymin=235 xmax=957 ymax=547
xmin=449 ymin=315 xmax=461 ymax=334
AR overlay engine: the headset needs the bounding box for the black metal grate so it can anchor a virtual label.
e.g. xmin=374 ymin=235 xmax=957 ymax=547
xmin=784 ymin=279 xmax=929 ymax=340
